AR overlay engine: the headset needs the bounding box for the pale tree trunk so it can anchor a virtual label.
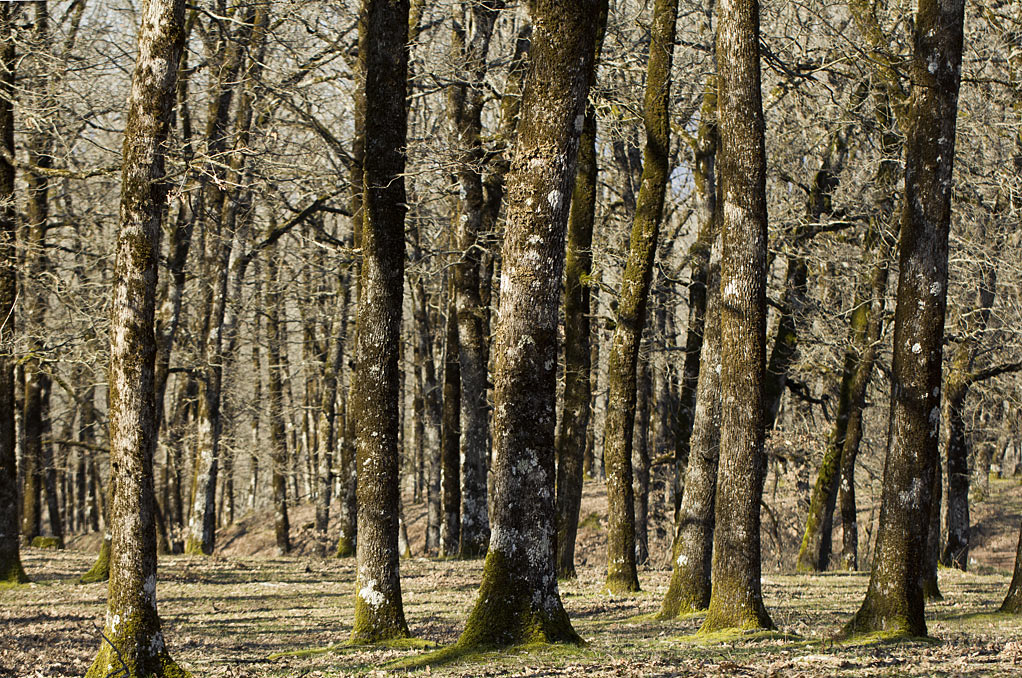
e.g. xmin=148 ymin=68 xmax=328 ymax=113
xmin=447 ymin=0 xmax=503 ymax=558
xmin=555 ymin=4 xmax=607 ymax=580
xmin=85 ymin=0 xmax=187 ymax=672
xmin=659 ymin=229 xmax=720 ymax=619
xmin=456 ymin=0 xmax=600 ymax=649
xmin=0 ymin=5 xmax=26 ymax=584
xmin=846 ymin=0 xmax=965 ymax=638
xmin=350 ymin=0 xmax=410 ymax=643
xmin=701 ymin=0 xmax=774 ymax=633
xmin=603 ymin=0 xmax=677 ymax=594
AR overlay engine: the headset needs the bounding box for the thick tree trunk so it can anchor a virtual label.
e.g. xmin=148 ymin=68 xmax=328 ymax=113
xmin=603 ymin=0 xmax=677 ymax=594
xmin=84 ymin=0 xmax=187 ymax=672
xmin=555 ymin=4 xmax=606 ymax=581
xmin=701 ymin=0 xmax=774 ymax=633
xmin=350 ymin=0 xmax=410 ymax=643
xmin=456 ymin=0 xmax=599 ymax=649
xmin=659 ymin=229 xmax=721 ymax=618
xmin=846 ymin=0 xmax=965 ymax=638
xmin=0 ymin=6 xmax=26 ymax=584
xmin=441 ymin=291 xmax=461 ymax=557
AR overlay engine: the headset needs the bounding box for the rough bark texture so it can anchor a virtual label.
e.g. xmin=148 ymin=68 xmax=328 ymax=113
xmin=456 ymin=0 xmax=599 ymax=649
xmin=701 ymin=0 xmax=773 ymax=633
xmin=632 ymin=353 xmax=652 ymax=566
xmin=441 ymin=290 xmax=461 ymax=557
xmin=846 ymin=0 xmax=965 ymax=638
xmin=0 ymin=5 xmax=26 ymax=585
xmin=603 ymin=0 xmax=677 ymax=594
xmin=659 ymin=230 xmax=721 ymax=619
xmin=350 ymin=0 xmax=410 ymax=643
xmin=555 ymin=3 xmax=607 ymax=581
xmin=447 ymin=1 xmax=503 ymax=558
xmin=1002 ymin=519 xmax=1022 ymax=613
xmin=84 ymin=0 xmax=188 ymax=673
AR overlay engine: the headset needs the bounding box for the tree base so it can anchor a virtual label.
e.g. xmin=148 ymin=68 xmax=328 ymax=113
xmin=79 ymin=538 xmax=111 ymax=584
xmin=85 ymin=646 xmax=191 ymax=678
xmin=604 ymin=571 xmax=640 ymax=594
xmin=922 ymin=575 xmax=943 ymax=601
xmin=699 ymin=606 xmax=774 ymax=635
xmin=1001 ymin=588 xmax=1022 ymax=614
xmin=0 ymin=561 xmax=29 ymax=586
xmin=335 ymin=537 xmax=355 ymax=558
xmin=183 ymin=538 xmax=210 ymax=556
xmin=843 ymin=597 xmax=926 ymax=639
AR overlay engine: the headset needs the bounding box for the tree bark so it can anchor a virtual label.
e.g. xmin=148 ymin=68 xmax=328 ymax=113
xmin=84 ymin=0 xmax=187 ymax=672
xmin=441 ymin=289 xmax=461 ymax=557
xmin=456 ymin=0 xmax=599 ymax=649
xmin=350 ymin=0 xmax=411 ymax=643
xmin=1002 ymin=519 xmax=1022 ymax=613
xmin=632 ymin=351 xmax=652 ymax=566
xmin=701 ymin=0 xmax=774 ymax=633
xmin=0 ymin=5 xmax=26 ymax=584
xmin=603 ymin=0 xmax=677 ymax=594
xmin=846 ymin=0 xmax=965 ymax=638
xmin=265 ymin=239 xmax=291 ymax=556
xmin=555 ymin=3 xmax=606 ymax=581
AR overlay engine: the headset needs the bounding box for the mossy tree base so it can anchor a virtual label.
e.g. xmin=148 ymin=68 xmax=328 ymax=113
xmin=457 ymin=550 xmax=581 ymax=650
xmin=85 ymin=645 xmax=191 ymax=678
xmin=1001 ymin=589 xmax=1022 ymax=614
xmin=604 ymin=572 xmax=641 ymax=594
xmin=843 ymin=595 xmax=927 ymax=639
xmin=658 ymin=573 xmax=708 ymax=620
xmin=0 ymin=560 xmax=29 ymax=585
xmin=699 ymin=605 xmax=774 ymax=635
xmin=30 ymin=536 xmax=62 ymax=549
xmin=335 ymin=537 xmax=355 ymax=558
xmin=79 ymin=536 xmax=111 ymax=584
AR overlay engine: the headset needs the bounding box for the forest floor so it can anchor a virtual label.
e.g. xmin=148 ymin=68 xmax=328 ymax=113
xmin=2 ymin=477 xmax=1021 ymax=677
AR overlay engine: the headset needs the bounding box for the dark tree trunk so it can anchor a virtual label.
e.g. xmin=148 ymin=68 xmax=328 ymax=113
xmin=350 ymin=0 xmax=411 ymax=643
xmin=1002 ymin=519 xmax=1022 ymax=613
xmin=84 ymin=0 xmax=186 ymax=672
xmin=555 ymin=3 xmax=607 ymax=581
xmin=632 ymin=352 xmax=652 ymax=566
xmin=456 ymin=0 xmax=599 ymax=649
xmin=846 ymin=0 xmax=965 ymax=638
xmin=603 ymin=0 xmax=678 ymax=594
xmin=265 ymin=240 xmax=291 ymax=556
xmin=0 ymin=5 xmax=26 ymax=584
xmin=701 ymin=0 xmax=774 ymax=633
xmin=441 ymin=290 xmax=461 ymax=557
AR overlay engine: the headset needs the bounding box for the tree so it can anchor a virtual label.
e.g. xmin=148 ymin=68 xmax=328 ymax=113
xmin=845 ymin=0 xmax=966 ymax=638
xmin=1002 ymin=519 xmax=1022 ymax=614
xmin=701 ymin=0 xmax=773 ymax=634
xmin=456 ymin=0 xmax=601 ymax=649
xmin=0 ymin=3 xmax=27 ymax=586
xmin=85 ymin=0 xmax=188 ymax=672
xmin=350 ymin=0 xmax=411 ymax=643
xmin=602 ymin=0 xmax=678 ymax=594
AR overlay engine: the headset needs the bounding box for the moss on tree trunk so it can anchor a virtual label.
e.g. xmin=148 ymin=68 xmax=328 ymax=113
xmin=846 ymin=0 xmax=965 ymax=639
xmin=456 ymin=0 xmax=599 ymax=650
xmin=1001 ymin=520 xmax=1022 ymax=613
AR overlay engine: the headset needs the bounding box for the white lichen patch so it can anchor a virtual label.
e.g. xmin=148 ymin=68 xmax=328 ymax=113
xmin=547 ymin=190 xmax=562 ymax=212
xmin=358 ymin=579 xmax=387 ymax=609
xmin=911 ymin=342 xmax=922 ymax=354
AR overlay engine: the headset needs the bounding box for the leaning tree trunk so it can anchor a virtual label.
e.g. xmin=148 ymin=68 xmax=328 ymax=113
xmin=1002 ymin=519 xmax=1022 ymax=613
xmin=350 ymin=0 xmax=411 ymax=643
xmin=555 ymin=3 xmax=607 ymax=581
xmin=603 ymin=0 xmax=678 ymax=594
xmin=456 ymin=0 xmax=600 ymax=649
xmin=659 ymin=228 xmax=721 ymax=619
xmin=846 ymin=0 xmax=965 ymax=638
xmin=84 ymin=0 xmax=187 ymax=673
xmin=0 ymin=5 xmax=26 ymax=585
xmin=701 ymin=0 xmax=774 ymax=634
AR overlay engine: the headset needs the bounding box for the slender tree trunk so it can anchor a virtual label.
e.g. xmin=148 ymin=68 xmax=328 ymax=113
xmin=603 ymin=0 xmax=678 ymax=594
xmin=84 ymin=0 xmax=187 ymax=672
xmin=632 ymin=351 xmax=652 ymax=566
xmin=441 ymin=290 xmax=461 ymax=557
xmin=0 ymin=5 xmax=26 ymax=584
xmin=456 ymin=0 xmax=599 ymax=649
xmin=350 ymin=0 xmax=411 ymax=642
xmin=315 ymin=272 xmax=347 ymax=557
xmin=265 ymin=240 xmax=291 ymax=556
xmin=659 ymin=229 xmax=721 ymax=618
xmin=555 ymin=4 xmax=607 ymax=581
xmin=846 ymin=0 xmax=965 ymax=638
xmin=701 ymin=0 xmax=774 ymax=633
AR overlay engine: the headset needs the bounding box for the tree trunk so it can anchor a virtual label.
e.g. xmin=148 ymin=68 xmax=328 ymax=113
xmin=555 ymin=3 xmax=606 ymax=581
xmin=456 ymin=0 xmax=599 ymax=649
xmin=265 ymin=240 xmax=291 ymax=556
xmin=350 ymin=0 xmax=411 ymax=643
xmin=1002 ymin=519 xmax=1022 ymax=613
xmin=441 ymin=290 xmax=461 ymax=557
xmin=0 ymin=5 xmax=26 ymax=584
xmin=846 ymin=0 xmax=965 ymax=638
xmin=84 ymin=0 xmax=187 ymax=672
xmin=632 ymin=351 xmax=652 ymax=566
xmin=603 ymin=0 xmax=678 ymax=595
xmin=701 ymin=0 xmax=774 ymax=633
xmin=659 ymin=229 xmax=721 ymax=618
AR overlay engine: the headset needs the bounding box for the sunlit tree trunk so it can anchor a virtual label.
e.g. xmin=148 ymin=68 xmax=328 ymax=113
xmin=84 ymin=0 xmax=187 ymax=672
xmin=846 ymin=0 xmax=965 ymax=638
xmin=456 ymin=0 xmax=600 ymax=648
xmin=701 ymin=0 xmax=774 ymax=633
xmin=1002 ymin=519 xmax=1022 ymax=613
